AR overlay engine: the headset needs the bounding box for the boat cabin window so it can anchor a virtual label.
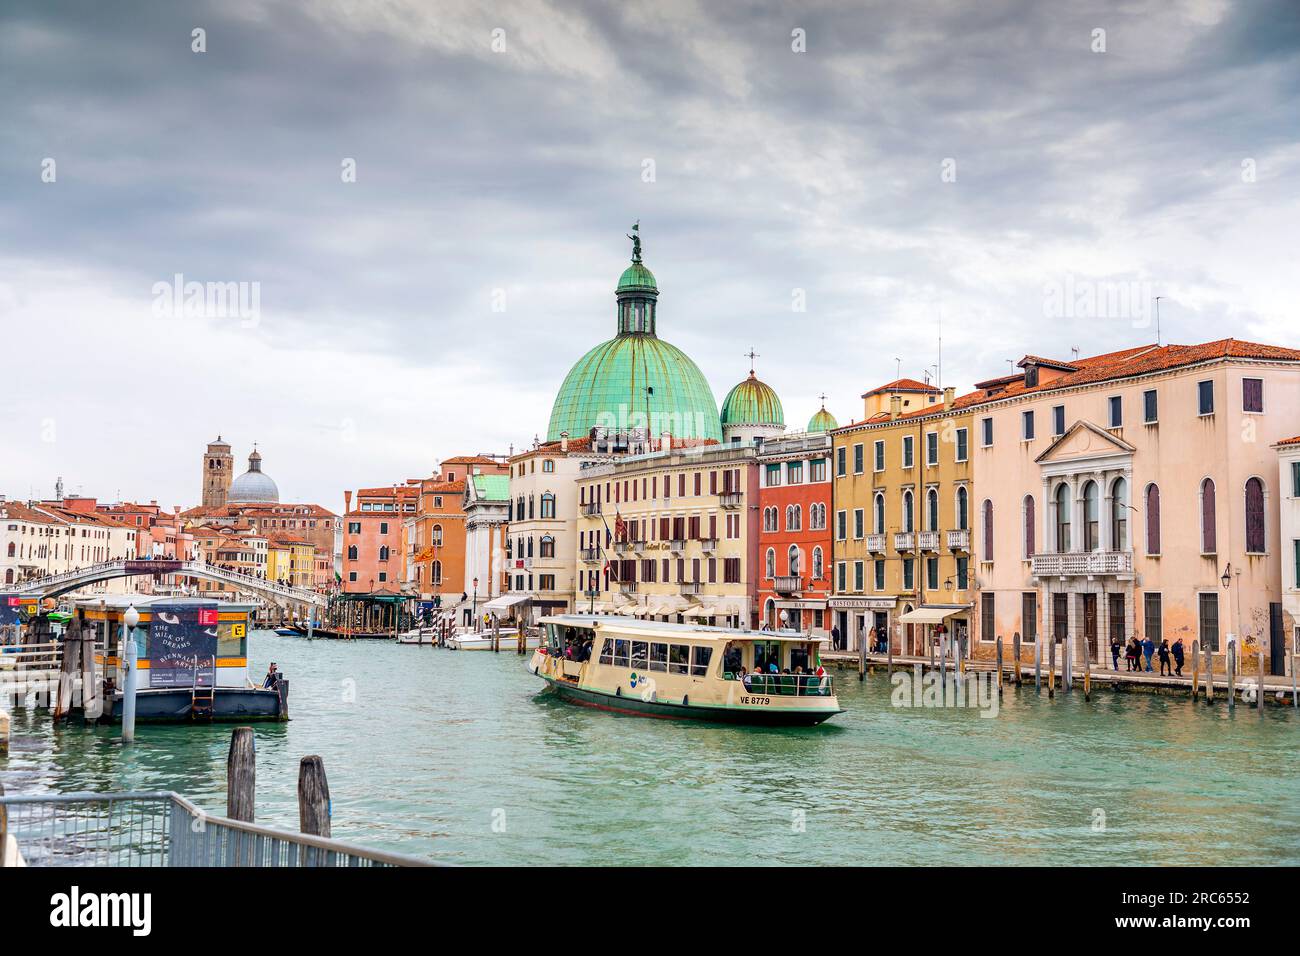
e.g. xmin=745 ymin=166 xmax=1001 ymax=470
xmin=631 ymin=640 xmax=649 ymax=669
xmin=789 ymin=644 xmax=812 ymax=672
xmin=649 ymin=642 xmax=668 ymax=671
xmin=668 ymin=644 xmax=690 ymax=674
xmin=599 ymin=638 xmax=613 ymax=665
xmin=692 ymin=645 xmax=713 ymax=677
xmin=548 ymin=623 xmax=594 ymax=661
xmin=613 ymin=639 xmax=630 ymax=667
xmin=752 ymin=641 xmax=782 ymax=672
xmin=722 ymin=644 xmax=742 ymax=675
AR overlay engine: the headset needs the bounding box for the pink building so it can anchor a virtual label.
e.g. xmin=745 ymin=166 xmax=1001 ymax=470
xmin=341 ymin=484 xmax=419 ymax=593
xmin=973 ymin=340 xmax=1300 ymax=675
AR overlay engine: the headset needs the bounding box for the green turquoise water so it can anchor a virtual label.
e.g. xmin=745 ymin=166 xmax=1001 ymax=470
xmin=3 ymin=630 xmax=1298 ymax=865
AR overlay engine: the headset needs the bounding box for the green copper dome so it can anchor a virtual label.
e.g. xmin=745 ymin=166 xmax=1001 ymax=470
xmin=807 ymin=405 xmax=838 ymax=432
xmin=721 ymin=371 xmax=784 ymax=427
xmin=546 ymin=227 xmax=722 ymax=444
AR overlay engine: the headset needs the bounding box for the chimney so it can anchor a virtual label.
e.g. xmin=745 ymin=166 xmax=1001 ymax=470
xmin=943 ymin=387 xmax=955 ymax=411
xmin=560 ymin=431 xmax=569 ymax=453
xmin=889 ymin=395 xmax=903 ymax=420
xmin=344 ymin=490 xmax=353 ymax=514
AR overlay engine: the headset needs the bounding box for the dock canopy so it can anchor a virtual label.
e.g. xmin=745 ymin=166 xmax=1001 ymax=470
xmin=483 ymin=594 xmax=529 ymax=614
xmin=897 ymin=606 xmax=966 ymax=624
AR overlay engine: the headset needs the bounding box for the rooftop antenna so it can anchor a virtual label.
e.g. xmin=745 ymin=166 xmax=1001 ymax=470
xmin=937 ymin=309 xmax=943 ymax=390
xmin=894 ymin=357 xmax=901 ymax=388
xmin=1071 ymin=346 xmax=1080 ymax=361
xmin=1154 ymin=296 xmax=1163 ymax=345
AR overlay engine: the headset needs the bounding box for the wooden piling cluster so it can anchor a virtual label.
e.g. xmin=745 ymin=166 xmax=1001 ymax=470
xmin=224 ymin=727 xmax=332 ymax=837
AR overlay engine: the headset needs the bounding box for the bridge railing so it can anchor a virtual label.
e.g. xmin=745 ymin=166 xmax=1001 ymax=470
xmin=0 ymin=559 xmax=326 ymax=606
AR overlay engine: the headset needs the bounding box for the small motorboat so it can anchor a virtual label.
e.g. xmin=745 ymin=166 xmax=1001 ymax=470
xmin=446 ymin=628 xmax=540 ymax=652
xmin=274 ymin=627 xmax=298 ymax=636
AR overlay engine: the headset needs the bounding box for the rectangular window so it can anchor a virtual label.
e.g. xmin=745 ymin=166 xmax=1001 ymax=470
xmin=1293 ymin=461 xmax=1300 ymax=498
xmin=1022 ymin=410 xmax=1035 ymax=440
xmin=981 ymin=417 xmax=993 ymax=447
xmin=810 ymin=459 xmax=827 ymax=482
xmin=648 ymin=642 xmax=668 ymax=671
xmin=855 ymin=443 xmax=866 ymax=474
xmin=853 ymin=509 xmax=864 ymax=539
xmin=981 ymin=593 xmax=995 ymax=643
xmin=871 ymin=441 xmax=882 ymax=472
xmin=854 ymin=561 xmax=864 ymax=591
xmin=1198 ymin=380 xmax=1215 ymax=415
xmin=836 ymin=510 xmax=847 ymax=540
xmin=1143 ymin=389 xmax=1158 ymax=424
xmin=1022 ymin=591 xmax=1037 ymax=642
xmin=691 ymin=645 xmax=712 ymax=677
xmin=1143 ymin=593 xmax=1162 ymax=644
xmin=1052 ymin=593 xmax=1068 ymax=642
xmin=836 ymin=562 xmax=847 ymax=592
xmin=599 ymin=639 xmax=615 ymax=665
xmin=1052 ymin=405 xmax=1065 ymax=436
xmin=902 ymin=558 xmax=914 ymax=591
xmin=1108 ymin=395 xmax=1122 ymax=428
xmin=874 ymin=559 xmax=885 ymax=590
xmin=765 ymin=463 xmax=781 ymax=486
xmin=955 ymin=428 xmax=969 ymax=462
xmin=668 ymin=644 xmax=690 ymax=675
xmin=956 ymin=556 xmax=968 ymax=590
xmin=613 ymin=639 xmax=630 ymax=667
xmin=925 ymin=432 xmax=938 ymax=466
xmin=1243 ymin=377 xmax=1264 ymax=413
xmin=347 ymin=522 xmax=361 ymax=534
xmin=926 ymin=556 xmax=938 ymax=590
xmin=631 ymin=641 xmax=649 ymax=670
xmin=788 ymin=461 xmax=803 ymax=484
xmin=1295 ymin=540 xmax=1300 ymax=589
xmin=902 ymin=435 xmax=914 ymax=468
xmin=836 ymin=446 xmax=847 ymax=476
xmin=1198 ymin=592 xmax=1220 ymax=652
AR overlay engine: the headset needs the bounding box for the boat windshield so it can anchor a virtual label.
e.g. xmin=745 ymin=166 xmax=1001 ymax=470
xmin=546 ymin=622 xmax=595 ymax=662
xmin=721 ymin=639 xmax=830 ymax=696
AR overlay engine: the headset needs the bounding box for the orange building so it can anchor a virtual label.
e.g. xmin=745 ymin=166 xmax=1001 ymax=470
xmin=406 ymin=476 xmax=467 ymax=603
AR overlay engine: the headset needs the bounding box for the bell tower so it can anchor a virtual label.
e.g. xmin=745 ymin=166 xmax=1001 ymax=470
xmin=202 ymin=436 xmax=234 ymax=508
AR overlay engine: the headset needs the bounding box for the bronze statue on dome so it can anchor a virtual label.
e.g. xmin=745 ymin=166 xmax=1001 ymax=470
xmin=627 ymin=221 xmax=642 ymax=262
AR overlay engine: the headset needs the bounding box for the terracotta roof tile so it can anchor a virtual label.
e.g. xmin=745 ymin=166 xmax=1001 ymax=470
xmin=861 ymin=378 xmax=941 ymax=397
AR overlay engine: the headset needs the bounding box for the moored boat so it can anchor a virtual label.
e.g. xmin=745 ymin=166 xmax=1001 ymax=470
xmin=528 ymin=615 xmax=841 ymax=726
xmin=447 ymin=628 xmax=539 ymax=651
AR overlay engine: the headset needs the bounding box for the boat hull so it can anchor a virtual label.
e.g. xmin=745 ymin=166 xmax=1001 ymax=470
xmin=537 ymin=672 xmax=840 ymax=726
xmin=109 ymin=687 xmax=284 ymax=722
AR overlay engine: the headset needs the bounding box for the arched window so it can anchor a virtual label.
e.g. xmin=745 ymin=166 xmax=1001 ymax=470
xmin=1022 ymin=495 xmax=1036 ymax=558
xmin=346 ymin=545 xmax=358 ymax=560
xmin=927 ymin=488 xmax=939 ymax=531
xmin=788 ymin=545 xmax=801 ymax=575
xmin=540 ymin=535 xmax=555 ymax=559
xmin=1200 ymin=478 xmax=1217 ymax=553
xmin=515 ymin=496 xmax=525 ymax=521
xmin=528 ymin=495 xmax=535 ymax=519
xmin=1245 ymin=477 xmax=1266 ymax=553
xmin=5 ymin=542 xmax=13 ymax=557
xmin=1055 ymin=482 xmax=1071 ymax=552
xmin=765 ymin=548 xmax=776 ymax=578
xmin=1110 ymin=478 xmax=1128 ymax=551
xmin=431 ymin=524 xmax=443 ymax=547
xmin=540 ymin=494 xmax=556 ymax=519
xmin=902 ymin=490 xmax=914 ymax=533
xmin=957 ymin=487 xmax=969 ymax=530
xmin=1145 ymin=484 xmax=1161 ymax=555
xmin=812 ymin=546 xmax=824 ymax=579
xmin=787 ymin=505 xmax=801 ymax=531
xmin=1082 ymin=481 xmax=1100 ymax=551
xmin=379 ymin=545 xmax=390 ymax=561
xmin=430 ymin=560 xmax=442 ymax=584
xmin=874 ymin=493 xmax=886 ymax=534
xmin=981 ymin=499 xmax=994 ymax=560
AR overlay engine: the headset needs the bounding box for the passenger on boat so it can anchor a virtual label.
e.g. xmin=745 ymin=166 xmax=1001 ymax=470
xmin=262 ymin=662 xmax=279 ymax=689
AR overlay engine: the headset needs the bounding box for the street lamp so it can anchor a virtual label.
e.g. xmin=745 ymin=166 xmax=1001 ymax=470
xmin=1221 ymin=563 xmax=1232 ymax=589
xmin=122 ymin=604 xmax=140 ymax=743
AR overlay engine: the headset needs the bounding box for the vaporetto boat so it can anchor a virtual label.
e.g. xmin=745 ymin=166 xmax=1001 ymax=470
xmin=528 ymin=615 xmax=842 ymax=726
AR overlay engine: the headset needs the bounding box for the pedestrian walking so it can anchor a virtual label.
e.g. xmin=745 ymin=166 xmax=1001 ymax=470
xmin=1110 ymin=635 xmax=1121 ymax=671
xmin=1172 ymin=637 xmax=1185 ymax=677
xmin=1141 ymin=634 xmax=1155 ymax=672
xmin=1158 ymin=638 xmax=1172 ymax=676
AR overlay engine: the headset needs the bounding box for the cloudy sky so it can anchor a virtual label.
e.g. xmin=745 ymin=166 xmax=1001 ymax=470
xmin=2 ymin=0 xmax=1297 ymax=512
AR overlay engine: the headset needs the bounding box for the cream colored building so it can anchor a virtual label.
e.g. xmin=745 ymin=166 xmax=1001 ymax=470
xmin=575 ymin=444 xmax=759 ymax=628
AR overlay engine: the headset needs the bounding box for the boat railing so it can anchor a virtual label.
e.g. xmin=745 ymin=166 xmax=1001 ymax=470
xmin=734 ymin=673 xmax=833 ymax=697
xmin=0 ymin=790 xmax=435 ymax=867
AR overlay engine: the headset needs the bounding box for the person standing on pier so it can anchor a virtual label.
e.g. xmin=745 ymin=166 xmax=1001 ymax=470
xmin=1158 ymin=639 xmax=1172 ymax=676
xmin=1125 ymin=637 xmax=1139 ymax=671
xmin=1172 ymin=637 xmax=1185 ymax=677
xmin=1140 ymin=634 xmax=1155 ymax=672
xmin=1110 ymin=634 xmax=1121 ymax=671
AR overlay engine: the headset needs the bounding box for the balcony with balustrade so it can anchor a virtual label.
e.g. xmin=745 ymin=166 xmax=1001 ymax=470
xmin=773 ymin=575 xmax=803 ymax=594
xmin=917 ymin=531 xmax=940 ymax=551
xmin=1031 ymin=550 xmax=1134 ymax=578
xmin=580 ymin=547 xmax=601 ymax=563
xmin=669 ymin=538 xmax=686 ymax=553
xmin=866 ymin=533 xmax=886 ymax=553
xmin=946 ymin=529 xmax=970 ymax=552
xmin=893 ymin=531 xmax=916 ymax=552
xmin=679 ymin=579 xmax=702 ymax=596
xmin=699 ymin=537 xmax=718 ymax=553
xmin=582 ymin=502 xmax=602 ymax=517
xmin=719 ymin=492 xmax=743 ymax=509
xmin=618 ymin=579 xmax=638 ymax=594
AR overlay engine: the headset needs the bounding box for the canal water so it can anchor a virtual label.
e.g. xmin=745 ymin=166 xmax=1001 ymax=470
xmin=3 ymin=630 xmax=1298 ymax=865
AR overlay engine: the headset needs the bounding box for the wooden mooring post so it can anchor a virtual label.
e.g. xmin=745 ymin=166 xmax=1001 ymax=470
xmin=298 ymin=755 xmax=331 ymax=838
xmin=858 ymin=632 xmax=866 ymax=682
xmin=1062 ymin=634 xmax=1073 ymax=693
xmin=1083 ymin=643 xmax=1092 ymax=701
xmin=886 ymin=639 xmax=893 ymax=680
xmin=1047 ymin=639 xmax=1056 ymax=699
xmin=1191 ymin=640 xmax=1200 ymax=699
xmin=1257 ymin=651 xmax=1266 ymax=715
xmin=1227 ymin=641 xmax=1236 ymax=713
xmin=492 ymin=617 xmax=500 ymax=653
xmin=1204 ymin=643 xmax=1214 ymax=704
xmin=995 ymin=637 xmax=1004 ymax=696
xmin=1034 ymin=638 xmax=1041 ymax=694
xmin=226 ymin=727 xmax=256 ymax=823
xmin=1013 ymin=632 xmax=1022 ymax=687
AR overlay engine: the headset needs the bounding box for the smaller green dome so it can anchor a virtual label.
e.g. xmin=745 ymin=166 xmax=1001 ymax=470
xmin=721 ymin=372 xmax=784 ymax=427
xmin=808 ymin=406 xmax=838 ymax=432
xmin=617 ymin=262 xmax=658 ymax=294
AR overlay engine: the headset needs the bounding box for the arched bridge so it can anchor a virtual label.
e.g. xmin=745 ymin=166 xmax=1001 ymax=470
xmin=0 ymin=558 xmax=327 ymax=608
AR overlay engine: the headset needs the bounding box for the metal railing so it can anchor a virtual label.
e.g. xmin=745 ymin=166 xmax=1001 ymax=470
xmin=737 ymin=674 xmax=834 ymax=697
xmin=0 ymin=791 xmax=433 ymax=867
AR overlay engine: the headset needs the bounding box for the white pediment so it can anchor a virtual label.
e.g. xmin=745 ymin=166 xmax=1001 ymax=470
xmin=1035 ymin=420 xmax=1135 ymax=473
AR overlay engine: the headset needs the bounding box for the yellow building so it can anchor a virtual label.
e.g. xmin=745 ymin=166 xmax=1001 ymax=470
xmin=574 ymin=444 xmax=759 ymax=628
xmin=829 ymin=380 xmax=980 ymax=655
xmin=267 ymin=536 xmax=315 ymax=589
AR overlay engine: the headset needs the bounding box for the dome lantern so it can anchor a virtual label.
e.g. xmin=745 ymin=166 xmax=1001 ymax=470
xmin=228 ymin=445 xmax=280 ymax=503
xmin=720 ymin=351 xmax=786 ymax=445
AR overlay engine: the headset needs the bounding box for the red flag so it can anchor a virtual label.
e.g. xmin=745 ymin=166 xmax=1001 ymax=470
xmin=614 ymin=512 xmax=627 ymax=541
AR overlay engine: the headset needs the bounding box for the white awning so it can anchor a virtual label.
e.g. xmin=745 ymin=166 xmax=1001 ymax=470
xmin=681 ymin=605 xmax=712 ymax=619
xmin=897 ymin=606 xmax=966 ymax=624
xmin=483 ymin=594 xmax=530 ymax=614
